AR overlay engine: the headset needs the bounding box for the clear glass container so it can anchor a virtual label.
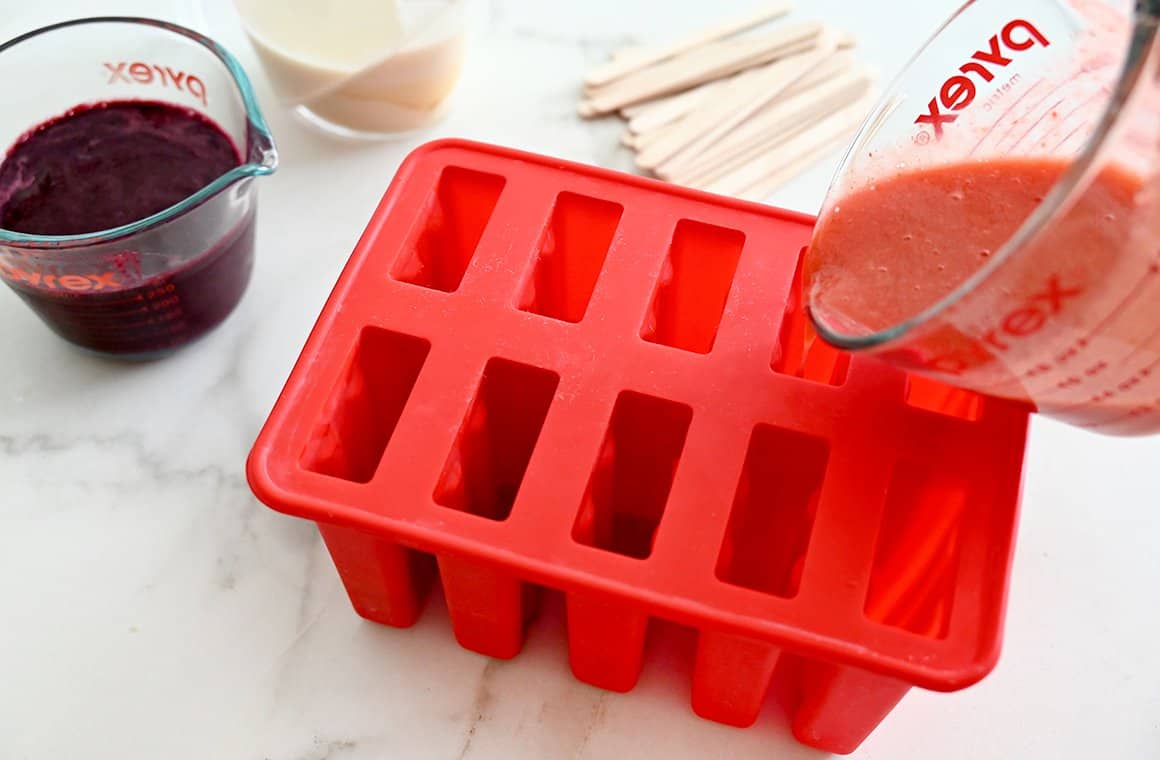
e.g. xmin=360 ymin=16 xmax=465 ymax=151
xmin=804 ymin=0 xmax=1160 ymax=434
xmin=0 ymin=16 xmax=278 ymax=359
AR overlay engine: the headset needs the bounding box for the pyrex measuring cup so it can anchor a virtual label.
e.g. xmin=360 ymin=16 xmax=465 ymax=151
xmin=803 ymin=0 xmax=1160 ymax=435
xmin=0 ymin=17 xmax=278 ymax=359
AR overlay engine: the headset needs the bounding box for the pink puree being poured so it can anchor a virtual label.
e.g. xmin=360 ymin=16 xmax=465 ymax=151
xmin=805 ymin=155 xmax=1160 ymax=434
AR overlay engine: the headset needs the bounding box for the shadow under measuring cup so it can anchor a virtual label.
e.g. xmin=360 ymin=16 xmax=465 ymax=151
xmin=803 ymin=0 xmax=1160 ymax=435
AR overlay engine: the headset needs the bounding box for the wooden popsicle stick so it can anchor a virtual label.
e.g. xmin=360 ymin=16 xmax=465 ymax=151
xmin=592 ymin=26 xmax=823 ymax=112
xmin=582 ymin=39 xmax=744 ymax=115
xmin=633 ymin=59 xmax=811 ymax=171
xmin=633 ymin=51 xmax=814 ymax=167
xmin=584 ymin=0 xmax=795 ymax=88
xmin=630 ymin=62 xmax=787 ymax=151
xmin=723 ymin=129 xmax=855 ymax=200
xmin=660 ymin=75 xmax=864 ymax=181
xmin=583 ymin=35 xmax=741 ymax=99
xmin=625 ymin=74 xmax=735 ymax=134
xmin=672 ymin=113 xmax=825 ymax=189
xmin=660 ymin=50 xmax=856 ymax=176
xmin=836 ymin=30 xmax=858 ymax=49
xmin=634 ymin=111 xmax=694 ymax=151
xmin=640 ymin=37 xmax=839 ymax=173
xmin=620 ymin=129 xmax=640 ymax=148
xmin=632 ymin=51 xmax=852 ymax=153
xmin=672 ymin=115 xmax=817 ymax=187
xmin=665 ymin=82 xmax=867 ymax=185
xmin=728 ymin=125 xmax=861 ymax=200
xmin=585 ymin=32 xmax=801 ymax=110
xmin=777 ymin=48 xmax=854 ymax=98
xmin=584 ymin=22 xmax=825 ymax=115
xmin=620 ymin=102 xmax=651 ymax=118
xmin=705 ymin=95 xmax=874 ymax=197
xmin=659 ymin=67 xmax=873 ymax=179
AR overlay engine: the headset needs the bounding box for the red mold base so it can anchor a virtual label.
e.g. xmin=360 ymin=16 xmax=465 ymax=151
xmin=249 ymin=140 xmax=1030 ymax=755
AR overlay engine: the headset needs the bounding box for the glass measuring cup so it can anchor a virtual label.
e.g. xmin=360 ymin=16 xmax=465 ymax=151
xmin=0 ymin=17 xmax=278 ymax=359
xmin=803 ymin=0 xmax=1160 ymax=435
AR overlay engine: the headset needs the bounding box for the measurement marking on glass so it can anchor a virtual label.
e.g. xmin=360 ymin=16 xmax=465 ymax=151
xmin=1026 ymin=273 xmax=1160 ymax=401
xmin=1043 ymin=89 xmax=1105 ymax=152
xmin=991 ymin=83 xmax=1059 ymax=151
xmin=1007 ymin=97 xmax=1066 ymax=153
xmin=994 ymin=83 xmax=1068 ymax=153
xmin=1047 ymin=123 xmax=1087 ymax=154
xmin=1052 ymin=351 xmax=1160 ymax=418
xmin=970 ymin=79 xmax=1046 ymax=156
xmin=1118 ymin=322 xmax=1160 ymax=367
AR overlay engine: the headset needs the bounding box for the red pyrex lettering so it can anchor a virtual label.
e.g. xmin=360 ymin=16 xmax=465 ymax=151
xmin=921 ymin=273 xmax=1082 ymax=375
xmin=916 ymin=19 xmax=1050 ymax=138
xmin=0 ymin=262 xmax=122 ymax=292
xmin=104 ymin=61 xmax=208 ymax=106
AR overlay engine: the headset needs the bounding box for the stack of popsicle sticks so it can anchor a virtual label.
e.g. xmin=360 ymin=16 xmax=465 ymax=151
xmin=580 ymin=2 xmax=878 ymax=201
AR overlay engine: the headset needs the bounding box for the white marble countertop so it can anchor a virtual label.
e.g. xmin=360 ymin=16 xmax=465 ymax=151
xmin=2 ymin=1 xmax=1159 ymax=758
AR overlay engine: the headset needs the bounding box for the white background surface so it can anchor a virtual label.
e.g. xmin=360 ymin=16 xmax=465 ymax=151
xmin=1 ymin=1 xmax=1158 ymax=759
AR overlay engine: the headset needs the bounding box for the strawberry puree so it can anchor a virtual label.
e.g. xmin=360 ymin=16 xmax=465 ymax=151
xmin=805 ymin=156 xmax=1160 ymax=434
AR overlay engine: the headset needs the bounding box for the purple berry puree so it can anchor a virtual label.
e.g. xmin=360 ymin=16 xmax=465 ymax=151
xmin=0 ymin=100 xmax=253 ymax=358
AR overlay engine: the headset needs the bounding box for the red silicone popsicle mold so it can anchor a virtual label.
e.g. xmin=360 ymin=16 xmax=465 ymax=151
xmin=248 ymin=140 xmax=1031 ymax=754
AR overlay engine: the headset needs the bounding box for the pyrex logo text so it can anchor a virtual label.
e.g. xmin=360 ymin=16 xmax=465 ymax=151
xmin=916 ymin=19 xmax=1050 ymax=139
xmin=920 ymin=273 xmax=1082 ymax=375
xmin=104 ymin=62 xmax=208 ymax=106
xmin=0 ymin=263 xmax=121 ymax=292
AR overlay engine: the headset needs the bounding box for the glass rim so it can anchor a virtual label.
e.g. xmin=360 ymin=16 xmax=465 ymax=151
xmin=0 ymin=16 xmax=278 ymax=250
xmin=810 ymin=0 xmax=1159 ymax=351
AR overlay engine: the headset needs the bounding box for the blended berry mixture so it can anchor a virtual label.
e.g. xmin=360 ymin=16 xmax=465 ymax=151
xmin=0 ymin=100 xmax=252 ymax=357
